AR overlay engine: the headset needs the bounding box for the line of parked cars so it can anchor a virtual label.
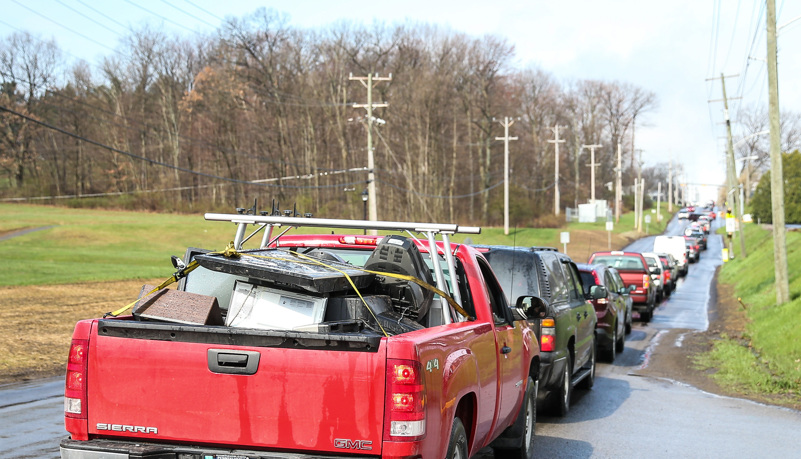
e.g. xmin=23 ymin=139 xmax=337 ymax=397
xmin=468 ymin=207 xmax=715 ymax=420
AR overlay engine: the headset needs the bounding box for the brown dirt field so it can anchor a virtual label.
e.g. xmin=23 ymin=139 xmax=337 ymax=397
xmin=0 ymin=279 xmax=160 ymax=385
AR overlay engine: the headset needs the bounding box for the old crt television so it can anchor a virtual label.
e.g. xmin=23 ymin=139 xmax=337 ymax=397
xmin=226 ymin=280 xmax=327 ymax=330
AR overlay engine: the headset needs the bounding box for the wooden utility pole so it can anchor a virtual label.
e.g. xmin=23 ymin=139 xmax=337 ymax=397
xmin=582 ymin=143 xmax=602 ymax=201
xmin=496 ymin=117 xmax=518 ymax=235
xmin=615 ymin=143 xmax=622 ymax=223
xmin=350 ymin=72 xmax=391 ymax=225
xmin=707 ymin=72 xmax=745 ymax=258
xmin=668 ymin=159 xmax=673 ymax=212
xmin=548 ymin=125 xmax=565 ymax=215
xmin=767 ymin=0 xmax=790 ymax=304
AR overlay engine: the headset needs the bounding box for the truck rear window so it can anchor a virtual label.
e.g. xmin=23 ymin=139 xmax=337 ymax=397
xmin=591 ymin=255 xmax=644 ymax=271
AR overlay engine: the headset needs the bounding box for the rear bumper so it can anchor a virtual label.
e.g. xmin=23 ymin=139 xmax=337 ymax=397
xmin=537 ymin=352 xmax=566 ymax=396
xmin=630 ymin=292 xmax=649 ymax=304
xmin=61 ymin=438 xmax=391 ymax=459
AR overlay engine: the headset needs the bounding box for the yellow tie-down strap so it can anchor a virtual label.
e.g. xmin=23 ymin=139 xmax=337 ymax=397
xmin=107 ymin=245 xmax=473 ymax=336
xmin=104 ymin=243 xmax=239 ymax=317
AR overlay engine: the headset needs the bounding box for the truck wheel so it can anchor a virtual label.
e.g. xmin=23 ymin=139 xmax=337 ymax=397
xmin=494 ymin=376 xmax=537 ymax=459
xmin=602 ymin=326 xmax=616 ymax=363
xmin=446 ymin=417 xmax=468 ymax=459
xmin=640 ymin=309 xmax=652 ymax=322
xmin=553 ymin=355 xmax=573 ymax=416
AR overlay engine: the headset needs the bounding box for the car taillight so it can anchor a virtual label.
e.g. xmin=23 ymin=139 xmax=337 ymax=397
xmin=65 ymin=339 xmax=88 ymax=419
xmin=540 ymin=318 xmax=556 ymax=352
xmin=384 ymin=360 xmax=426 ymax=441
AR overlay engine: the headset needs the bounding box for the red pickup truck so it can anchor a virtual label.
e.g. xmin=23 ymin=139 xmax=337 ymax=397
xmin=587 ymin=251 xmax=656 ymax=322
xmin=60 ymin=213 xmax=540 ymax=459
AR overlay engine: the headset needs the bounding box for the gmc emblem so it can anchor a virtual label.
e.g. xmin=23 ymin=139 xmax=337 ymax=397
xmin=334 ymin=438 xmax=373 ymax=451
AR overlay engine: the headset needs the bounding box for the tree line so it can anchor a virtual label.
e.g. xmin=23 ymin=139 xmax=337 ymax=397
xmin=1 ymin=8 xmax=669 ymax=225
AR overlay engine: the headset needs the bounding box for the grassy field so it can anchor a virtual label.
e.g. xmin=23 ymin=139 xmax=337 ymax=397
xmin=695 ymin=223 xmax=801 ymax=401
xmin=0 ymin=203 xmax=664 ymax=287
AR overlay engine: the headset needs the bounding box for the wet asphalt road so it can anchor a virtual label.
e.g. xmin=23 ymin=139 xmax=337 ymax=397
xmin=4 ymin=215 xmax=801 ymax=458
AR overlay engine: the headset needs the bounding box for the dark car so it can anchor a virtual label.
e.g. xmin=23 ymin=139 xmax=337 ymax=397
xmin=477 ymin=246 xmax=599 ymax=416
xmin=576 ymin=263 xmax=630 ymax=363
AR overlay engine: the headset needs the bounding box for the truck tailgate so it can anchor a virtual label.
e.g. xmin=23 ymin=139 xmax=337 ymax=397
xmin=87 ymin=320 xmax=387 ymax=454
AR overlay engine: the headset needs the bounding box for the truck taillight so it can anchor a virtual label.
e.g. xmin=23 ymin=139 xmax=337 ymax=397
xmin=384 ymin=359 xmax=426 ymax=441
xmin=540 ymin=318 xmax=556 ymax=352
xmin=642 ymin=274 xmax=650 ymax=289
xmin=65 ymin=339 xmax=88 ymax=419
xmin=339 ymin=236 xmax=382 ymax=245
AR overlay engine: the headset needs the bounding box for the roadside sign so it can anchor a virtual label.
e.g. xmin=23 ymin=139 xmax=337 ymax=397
xmin=726 ymin=216 xmax=736 ymax=234
xmin=560 ymin=231 xmax=569 ymax=255
xmin=606 ymin=221 xmax=614 ymax=231
xmin=645 ymin=215 xmax=651 ymax=224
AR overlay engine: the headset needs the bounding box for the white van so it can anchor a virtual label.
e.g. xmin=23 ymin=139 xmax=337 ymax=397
xmin=653 ymin=236 xmax=689 ymax=277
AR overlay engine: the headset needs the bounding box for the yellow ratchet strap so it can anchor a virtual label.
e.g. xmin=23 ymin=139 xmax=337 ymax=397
xmin=105 ymin=242 xmax=236 ymax=318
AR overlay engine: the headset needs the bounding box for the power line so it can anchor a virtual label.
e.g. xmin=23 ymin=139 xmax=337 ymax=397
xmin=0 ymin=104 xmax=365 ymax=190
xmin=53 ymin=0 xmax=125 ymax=36
xmin=182 ymin=0 xmax=225 ymax=22
xmin=122 ymin=0 xmax=203 ymax=36
xmin=160 ymin=0 xmax=218 ymax=28
xmin=10 ymin=0 xmax=122 ymax=56
xmin=75 ymin=0 xmax=130 ymax=30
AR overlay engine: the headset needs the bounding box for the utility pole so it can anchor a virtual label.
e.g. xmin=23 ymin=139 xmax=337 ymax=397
xmin=707 ymin=72 xmax=745 ymax=258
xmin=548 ymin=125 xmax=565 ymax=216
xmin=668 ymin=159 xmax=673 ymax=212
xmin=636 ymin=150 xmax=644 ymax=232
xmin=582 ymin=143 xmax=602 ymax=202
xmin=615 ymin=143 xmax=622 ymax=223
xmin=767 ymin=0 xmax=790 ymax=304
xmin=496 ymin=117 xmax=518 ymax=235
xmin=633 ymin=178 xmax=640 ymax=230
xmin=640 ymin=179 xmax=646 ymax=232
xmin=350 ymin=72 xmax=391 ymax=226
xmin=657 ymin=182 xmax=662 ymax=222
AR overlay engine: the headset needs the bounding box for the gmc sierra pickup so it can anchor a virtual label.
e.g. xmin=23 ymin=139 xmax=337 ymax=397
xmin=60 ymin=213 xmax=541 ymax=459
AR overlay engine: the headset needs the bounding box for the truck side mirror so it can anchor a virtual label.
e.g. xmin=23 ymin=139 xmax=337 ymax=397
xmin=589 ymin=285 xmax=608 ymax=300
xmin=628 ymin=284 xmax=636 ymax=292
xmin=515 ymin=295 xmax=548 ymax=320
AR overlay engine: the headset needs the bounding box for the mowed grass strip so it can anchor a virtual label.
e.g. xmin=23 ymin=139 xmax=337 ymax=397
xmin=697 ymin=223 xmax=801 ymax=400
xmin=0 ymin=204 xmax=241 ymax=286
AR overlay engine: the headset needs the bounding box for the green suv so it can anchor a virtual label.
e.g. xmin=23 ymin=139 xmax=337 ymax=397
xmin=475 ymin=246 xmax=600 ymax=416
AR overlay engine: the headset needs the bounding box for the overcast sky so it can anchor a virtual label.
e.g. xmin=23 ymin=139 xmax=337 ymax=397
xmin=3 ymin=0 xmax=800 ymax=204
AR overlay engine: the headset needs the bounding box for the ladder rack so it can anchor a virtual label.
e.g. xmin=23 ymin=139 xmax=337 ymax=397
xmin=204 ymin=213 xmax=481 ymax=325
